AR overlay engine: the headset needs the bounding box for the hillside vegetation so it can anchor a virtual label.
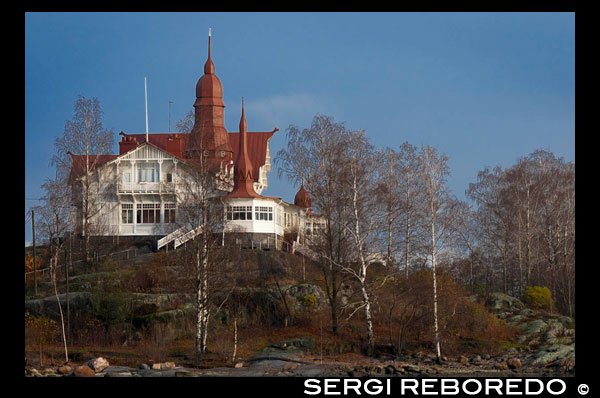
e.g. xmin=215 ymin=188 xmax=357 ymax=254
xmin=24 ymin=247 xmax=574 ymax=376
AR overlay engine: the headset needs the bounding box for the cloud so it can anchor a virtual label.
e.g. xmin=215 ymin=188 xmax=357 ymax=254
xmin=244 ymin=93 xmax=340 ymax=129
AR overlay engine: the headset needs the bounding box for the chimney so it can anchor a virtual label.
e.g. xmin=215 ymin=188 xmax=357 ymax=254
xmin=166 ymin=133 xmax=182 ymax=158
xmin=119 ymin=133 xmax=138 ymax=155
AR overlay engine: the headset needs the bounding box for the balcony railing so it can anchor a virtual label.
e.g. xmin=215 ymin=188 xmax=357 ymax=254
xmin=117 ymin=182 xmax=176 ymax=194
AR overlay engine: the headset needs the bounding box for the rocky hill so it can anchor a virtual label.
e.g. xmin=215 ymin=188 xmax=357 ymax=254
xmin=25 ymin=250 xmax=575 ymax=377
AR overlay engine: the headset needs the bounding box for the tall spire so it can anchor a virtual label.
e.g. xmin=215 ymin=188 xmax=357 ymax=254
xmin=189 ymin=27 xmax=232 ymax=159
xmin=237 ymin=97 xmax=253 ymax=181
xmin=204 ymin=27 xmax=215 ymax=75
xmin=226 ymin=97 xmax=260 ymax=198
xmin=239 ymin=97 xmax=247 ymax=133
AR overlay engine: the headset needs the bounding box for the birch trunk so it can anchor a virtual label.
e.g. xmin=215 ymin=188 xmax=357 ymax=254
xmin=351 ymin=170 xmax=375 ymax=355
xmin=232 ymin=317 xmax=238 ymax=364
xmin=51 ymin=256 xmax=69 ymax=363
xmin=430 ymin=207 xmax=442 ymax=363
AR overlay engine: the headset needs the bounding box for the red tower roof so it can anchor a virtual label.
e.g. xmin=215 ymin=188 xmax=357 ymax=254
xmin=190 ymin=30 xmax=232 ymax=157
xmin=226 ymin=99 xmax=262 ymax=198
xmin=294 ymin=181 xmax=311 ymax=209
xmin=194 ymin=33 xmax=224 ymax=107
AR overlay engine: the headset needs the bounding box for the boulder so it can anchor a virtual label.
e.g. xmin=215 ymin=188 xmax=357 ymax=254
xmin=57 ymin=365 xmax=72 ymax=375
xmin=404 ymin=364 xmax=422 ymax=373
xmin=519 ymin=319 xmax=548 ymax=336
xmin=73 ymin=365 xmax=95 ymax=377
xmin=486 ymin=293 xmax=525 ymax=314
xmin=26 ymin=368 xmax=41 ymax=377
xmin=493 ymin=362 xmax=509 ymax=370
xmin=530 ymin=344 xmax=574 ymax=367
xmin=470 ymin=355 xmax=482 ymax=365
xmin=88 ymin=357 xmax=110 ymax=372
xmin=507 ymin=358 xmax=522 ymax=369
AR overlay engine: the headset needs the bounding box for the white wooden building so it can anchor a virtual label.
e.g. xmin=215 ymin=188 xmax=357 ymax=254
xmin=68 ymin=33 xmax=323 ymax=251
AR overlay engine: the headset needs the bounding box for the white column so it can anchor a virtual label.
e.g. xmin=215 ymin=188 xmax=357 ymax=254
xmin=133 ymin=197 xmax=137 ymax=234
xmin=130 ymin=160 xmax=135 ymax=192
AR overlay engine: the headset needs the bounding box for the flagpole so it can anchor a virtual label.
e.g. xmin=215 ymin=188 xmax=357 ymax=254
xmin=145 ymin=76 xmax=149 ymax=142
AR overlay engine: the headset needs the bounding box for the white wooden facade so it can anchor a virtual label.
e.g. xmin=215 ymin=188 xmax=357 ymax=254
xmin=80 ymin=140 xmax=322 ymax=245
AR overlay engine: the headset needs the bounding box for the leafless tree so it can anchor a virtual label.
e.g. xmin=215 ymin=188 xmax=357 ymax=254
xmin=174 ymin=109 xmax=195 ymax=134
xmin=275 ymin=114 xmax=352 ymax=334
xmin=337 ymin=130 xmax=380 ymax=355
xmin=374 ymin=148 xmax=403 ymax=267
xmin=397 ymin=142 xmax=427 ymax=277
xmin=33 ymin=175 xmax=72 ymax=364
xmin=173 ymin=110 xmax=235 ymax=356
xmin=466 ymin=150 xmax=575 ymax=316
xmin=52 ymin=95 xmax=114 ymax=267
xmin=417 ymin=144 xmax=455 ymax=364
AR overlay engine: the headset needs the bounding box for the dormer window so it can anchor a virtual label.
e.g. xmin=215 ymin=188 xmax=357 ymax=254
xmin=221 ymin=151 xmax=225 ymax=158
xmin=137 ymin=163 xmax=159 ymax=182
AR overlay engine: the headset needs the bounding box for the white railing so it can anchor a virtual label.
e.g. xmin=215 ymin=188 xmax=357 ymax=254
xmin=174 ymin=225 xmax=203 ymax=249
xmin=157 ymin=223 xmax=204 ymax=251
xmin=157 ymin=224 xmax=189 ymax=250
xmin=117 ymin=182 xmax=175 ymax=194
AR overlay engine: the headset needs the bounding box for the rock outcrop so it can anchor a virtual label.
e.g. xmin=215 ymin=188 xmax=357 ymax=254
xmin=484 ymin=292 xmax=574 ymax=373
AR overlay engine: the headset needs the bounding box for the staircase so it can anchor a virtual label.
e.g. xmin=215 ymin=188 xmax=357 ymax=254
xmin=157 ymin=223 xmax=204 ymax=251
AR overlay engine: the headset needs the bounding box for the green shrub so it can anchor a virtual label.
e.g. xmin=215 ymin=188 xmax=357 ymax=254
xmin=89 ymin=292 xmax=131 ymax=330
xmin=301 ymin=293 xmax=317 ymax=308
xmin=522 ymin=286 xmax=553 ymax=311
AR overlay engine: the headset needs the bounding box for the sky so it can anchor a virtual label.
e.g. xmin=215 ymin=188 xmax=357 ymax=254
xmin=25 ymin=12 xmax=575 ymax=246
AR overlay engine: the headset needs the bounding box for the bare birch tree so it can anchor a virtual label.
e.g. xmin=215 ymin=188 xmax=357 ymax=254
xmin=374 ymin=148 xmax=403 ymax=267
xmin=275 ymin=114 xmax=352 ymax=334
xmin=33 ymin=176 xmax=72 ymax=364
xmin=173 ymin=111 xmax=233 ymax=356
xmin=338 ymin=130 xmax=380 ymax=355
xmin=52 ymin=95 xmax=114 ymax=267
xmin=397 ymin=142 xmax=427 ymax=277
xmin=417 ymin=144 xmax=454 ymax=364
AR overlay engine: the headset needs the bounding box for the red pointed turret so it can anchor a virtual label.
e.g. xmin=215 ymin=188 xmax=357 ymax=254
xmin=227 ymin=98 xmax=261 ymax=198
xmin=294 ymin=179 xmax=311 ymax=209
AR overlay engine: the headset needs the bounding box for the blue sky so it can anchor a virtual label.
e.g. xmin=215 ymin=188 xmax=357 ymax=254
xmin=25 ymin=12 xmax=575 ymax=245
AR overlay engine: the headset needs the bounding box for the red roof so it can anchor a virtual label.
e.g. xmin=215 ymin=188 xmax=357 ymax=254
xmin=124 ymin=133 xmax=189 ymax=153
xmin=122 ymin=130 xmax=276 ymax=183
xmin=68 ymin=153 xmax=118 ymax=183
xmin=227 ymin=130 xmax=276 ymax=182
xmin=294 ymin=183 xmax=311 ymax=209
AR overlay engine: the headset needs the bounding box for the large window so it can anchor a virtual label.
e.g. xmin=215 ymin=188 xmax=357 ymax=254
xmin=121 ymin=203 xmax=133 ymax=224
xmin=164 ymin=203 xmax=176 ymax=224
xmin=255 ymin=206 xmax=273 ymax=221
xmin=137 ymin=203 xmax=160 ymax=224
xmin=137 ymin=163 xmax=159 ymax=182
xmin=226 ymin=206 xmax=253 ymax=220
xmin=284 ymin=213 xmax=297 ymax=228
